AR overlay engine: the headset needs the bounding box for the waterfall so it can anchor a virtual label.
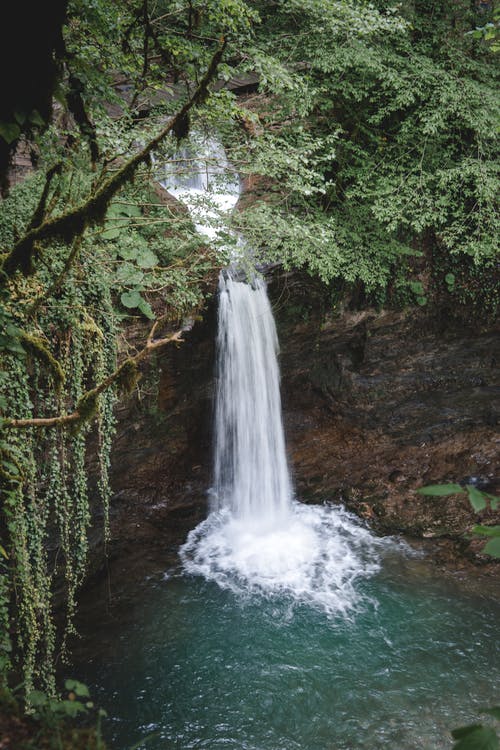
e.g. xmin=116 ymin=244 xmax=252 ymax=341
xmin=213 ymin=273 xmax=292 ymax=522
xmin=160 ymin=133 xmax=240 ymax=241
xmin=162 ymin=133 xmax=399 ymax=617
xmin=162 ymin=132 xmax=292 ymax=522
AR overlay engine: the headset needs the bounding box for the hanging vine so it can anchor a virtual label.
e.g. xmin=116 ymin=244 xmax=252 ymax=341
xmin=0 ymin=284 xmax=118 ymax=691
xmin=0 ymin=158 xmax=208 ymax=694
xmin=0 ymin=184 xmax=122 ymax=691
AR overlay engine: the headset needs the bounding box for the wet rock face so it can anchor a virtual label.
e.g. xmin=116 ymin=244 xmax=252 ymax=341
xmin=101 ymin=270 xmax=499 ymax=574
xmin=269 ymin=272 xmax=500 ymax=562
xmin=92 ymin=303 xmax=217 ymax=579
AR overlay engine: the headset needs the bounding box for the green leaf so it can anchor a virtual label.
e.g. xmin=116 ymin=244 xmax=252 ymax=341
xmin=136 ymin=249 xmax=159 ymax=269
xmin=74 ymin=682 xmax=90 ymax=698
xmin=472 ymin=526 xmax=500 ymax=538
xmin=118 ymin=246 xmax=138 ymax=261
xmin=61 ymin=699 xmax=87 ymax=717
xmin=6 ymin=341 xmax=26 ymax=355
xmin=121 ymin=203 xmax=142 ymax=218
xmin=137 ymin=298 xmax=155 ymax=320
xmin=466 ymin=485 xmax=487 ymax=512
xmin=27 ymin=690 xmax=48 ymax=708
xmin=65 ymin=679 xmax=89 ymax=697
xmin=452 ymin=725 xmax=499 ymax=750
xmin=0 ymin=545 xmax=8 ymax=560
xmin=483 ymin=537 xmax=500 ymax=558
xmin=417 ymin=295 xmax=427 ymax=306
xmin=107 ymin=202 xmax=141 ymax=219
xmin=120 ymin=291 xmax=142 ymax=309
xmin=116 ymin=263 xmax=144 ymax=285
xmin=5 ymin=323 xmax=21 ymax=337
xmin=29 ymin=110 xmax=45 ymax=127
xmin=417 ymin=484 xmax=463 ymax=496
xmin=445 ymin=273 xmax=456 ymax=285
xmin=13 ymin=111 xmax=27 ymax=126
xmin=0 ymin=122 xmax=21 ymax=144
xmin=101 ymin=224 xmax=121 ymax=240
xmin=106 ymin=204 xmax=123 ymax=219
xmin=484 ymin=493 xmax=500 ymax=510
xmin=48 ymin=698 xmax=63 ymax=713
xmin=410 ymin=281 xmax=424 ymax=295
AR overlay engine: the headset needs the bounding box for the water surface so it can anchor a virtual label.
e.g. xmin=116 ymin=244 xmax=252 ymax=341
xmin=79 ymin=518 xmax=500 ymax=750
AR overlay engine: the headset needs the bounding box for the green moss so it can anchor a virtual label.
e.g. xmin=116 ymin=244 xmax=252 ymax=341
xmin=74 ymin=391 xmax=99 ymax=424
xmin=116 ymin=358 xmax=140 ymax=394
xmin=20 ymin=333 xmax=65 ymax=387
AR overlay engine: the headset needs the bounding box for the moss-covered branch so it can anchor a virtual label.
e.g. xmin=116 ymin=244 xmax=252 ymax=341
xmin=3 ymin=326 xmax=184 ymax=429
xmin=27 ymin=162 xmax=63 ymax=232
xmin=19 ymin=332 xmax=65 ymax=386
xmin=0 ymin=40 xmax=226 ymax=283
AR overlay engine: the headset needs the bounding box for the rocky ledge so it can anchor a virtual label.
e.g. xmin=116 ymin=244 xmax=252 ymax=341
xmin=271 ymin=271 xmax=499 ymax=569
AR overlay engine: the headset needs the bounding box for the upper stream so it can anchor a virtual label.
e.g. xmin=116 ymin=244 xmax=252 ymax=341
xmin=76 ymin=136 xmax=500 ymax=750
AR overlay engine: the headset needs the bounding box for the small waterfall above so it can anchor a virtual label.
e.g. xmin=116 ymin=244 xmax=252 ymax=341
xmin=162 ymin=133 xmax=400 ymax=616
xmin=160 ymin=133 xmax=240 ymax=242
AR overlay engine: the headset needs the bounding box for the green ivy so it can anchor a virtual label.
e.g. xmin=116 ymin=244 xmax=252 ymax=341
xmin=227 ymin=0 xmax=499 ymax=310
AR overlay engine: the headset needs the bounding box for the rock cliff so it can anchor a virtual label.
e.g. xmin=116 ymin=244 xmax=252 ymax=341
xmin=93 ymin=269 xmax=499 ymax=586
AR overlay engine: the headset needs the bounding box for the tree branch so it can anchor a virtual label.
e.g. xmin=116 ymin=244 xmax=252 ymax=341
xmin=28 ymin=162 xmax=63 ymax=233
xmin=0 ymin=40 xmax=226 ymax=284
xmin=3 ymin=326 xmax=184 ymax=429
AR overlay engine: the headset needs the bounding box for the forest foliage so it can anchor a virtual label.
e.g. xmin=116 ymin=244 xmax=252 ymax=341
xmin=0 ymin=0 xmax=498 ymax=696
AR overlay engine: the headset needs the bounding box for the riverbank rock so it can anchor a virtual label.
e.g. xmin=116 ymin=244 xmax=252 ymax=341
xmin=270 ymin=270 xmax=500 ymax=568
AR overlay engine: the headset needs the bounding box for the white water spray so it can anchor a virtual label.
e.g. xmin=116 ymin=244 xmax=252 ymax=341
xmin=162 ymin=133 xmax=398 ymax=616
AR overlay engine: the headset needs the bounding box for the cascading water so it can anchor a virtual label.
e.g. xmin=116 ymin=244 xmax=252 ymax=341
xmin=162 ymin=133 xmax=398 ymax=616
xmin=160 ymin=133 xmax=240 ymax=240
xmin=213 ymin=273 xmax=292 ymax=521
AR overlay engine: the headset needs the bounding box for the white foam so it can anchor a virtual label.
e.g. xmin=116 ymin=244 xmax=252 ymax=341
xmin=180 ymin=502 xmax=392 ymax=617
